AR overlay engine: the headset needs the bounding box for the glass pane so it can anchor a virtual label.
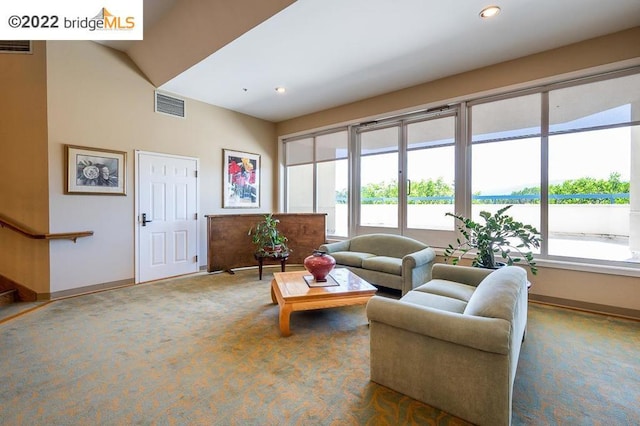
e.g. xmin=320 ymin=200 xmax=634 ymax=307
xmin=318 ymin=160 xmax=348 ymax=237
xmin=360 ymin=126 xmax=398 ymax=155
xmin=472 ymin=94 xmax=541 ymax=143
xmin=550 ymin=73 xmax=640 ymax=133
xmin=286 ymin=164 xmax=313 ymax=213
xmin=316 ymin=130 xmax=348 ymax=161
xmin=471 ymin=94 xmax=541 ymax=239
xmin=360 ymin=127 xmax=398 ymax=228
xmin=285 ymin=138 xmax=313 ymax=165
xmin=548 ymin=126 xmax=636 ymax=262
xmin=408 ymin=117 xmax=455 ymax=149
xmin=406 ymin=117 xmax=455 ymax=230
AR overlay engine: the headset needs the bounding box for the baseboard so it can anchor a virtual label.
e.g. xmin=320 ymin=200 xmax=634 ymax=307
xmin=529 ymin=294 xmax=640 ymax=321
xmin=46 ymin=278 xmax=134 ymax=300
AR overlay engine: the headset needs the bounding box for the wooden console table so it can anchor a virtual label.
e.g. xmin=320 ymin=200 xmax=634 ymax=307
xmin=205 ymin=213 xmax=326 ymax=273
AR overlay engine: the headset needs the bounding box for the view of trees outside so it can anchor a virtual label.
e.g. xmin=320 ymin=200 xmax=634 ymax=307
xmin=338 ymin=172 xmax=630 ymax=204
xmin=331 ymin=123 xmax=634 ymax=261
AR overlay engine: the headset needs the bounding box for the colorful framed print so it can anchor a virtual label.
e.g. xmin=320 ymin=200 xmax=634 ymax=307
xmin=223 ymin=149 xmax=260 ymax=208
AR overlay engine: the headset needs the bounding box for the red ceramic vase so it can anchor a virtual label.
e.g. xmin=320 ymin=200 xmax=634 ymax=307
xmin=304 ymin=250 xmax=336 ymax=282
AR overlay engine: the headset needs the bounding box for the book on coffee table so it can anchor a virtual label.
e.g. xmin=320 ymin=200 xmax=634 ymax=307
xmin=303 ymin=274 xmax=340 ymax=287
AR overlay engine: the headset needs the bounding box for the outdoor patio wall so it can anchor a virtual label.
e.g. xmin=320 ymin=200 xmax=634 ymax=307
xmin=336 ymin=204 xmax=630 ymax=237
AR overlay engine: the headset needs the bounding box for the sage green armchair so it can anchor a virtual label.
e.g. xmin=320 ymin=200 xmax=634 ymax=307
xmin=366 ymin=264 xmax=529 ymax=425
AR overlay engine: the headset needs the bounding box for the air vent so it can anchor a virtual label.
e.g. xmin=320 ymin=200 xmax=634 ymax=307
xmin=155 ymin=92 xmax=185 ymax=118
xmin=0 ymin=40 xmax=32 ymax=54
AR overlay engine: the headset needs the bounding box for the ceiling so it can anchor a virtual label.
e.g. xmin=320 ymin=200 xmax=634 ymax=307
xmin=105 ymin=0 xmax=640 ymax=123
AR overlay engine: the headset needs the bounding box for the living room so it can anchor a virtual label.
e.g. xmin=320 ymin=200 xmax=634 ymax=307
xmin=0 ymin=1 xmax=638 ymax=311
xmin=0 ymin=1 xmax=639 ymax=424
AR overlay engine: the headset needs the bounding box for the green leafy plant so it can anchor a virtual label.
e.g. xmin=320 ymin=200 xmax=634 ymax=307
xmin=444 ymin=205 xmax=541 ymax=274
xmin=248 ymin=214 xmax=289 ymax=256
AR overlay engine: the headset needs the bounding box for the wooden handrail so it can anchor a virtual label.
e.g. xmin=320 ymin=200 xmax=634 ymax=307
xmin=0 ymin=214 xmax=93 ymax=243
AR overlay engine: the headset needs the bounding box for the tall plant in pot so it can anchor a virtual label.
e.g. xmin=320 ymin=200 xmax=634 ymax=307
xmin=248 ymin=214 xmax=289 ymax=256
xmin=444 ymin=205 xmax=541 ymax=274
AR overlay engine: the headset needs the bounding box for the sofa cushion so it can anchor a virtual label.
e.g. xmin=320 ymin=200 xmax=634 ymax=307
xmin=413 ymin=279 xmax=477 ymax=302
xmin=463 ymin=266 xmax=526 ymax=321
xmin=362 ymin=256 xmax=402 ymax=275
xmin=330 ymin=251 xmax=375 ymax=268
xmin=401 ymin=290 xmax=467 ymax=313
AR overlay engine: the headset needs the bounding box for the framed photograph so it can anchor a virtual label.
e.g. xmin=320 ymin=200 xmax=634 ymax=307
xmin=223 ymin=149 xmax=260 ymax=208
xmin=66 ymin=145 xmax=126 ymax=195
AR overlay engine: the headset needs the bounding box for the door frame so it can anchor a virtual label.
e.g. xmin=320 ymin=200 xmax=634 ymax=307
xmin=352 ymin=107 xmax=461 ymax=247
xmin=134 ymin=150 xmax=200 ymax=283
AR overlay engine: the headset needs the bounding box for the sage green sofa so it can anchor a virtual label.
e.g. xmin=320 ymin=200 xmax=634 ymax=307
xmin=366 ymin=264 xmax=528 ymax=426
xmin=319 ymin=234 xmax=436 ymax=295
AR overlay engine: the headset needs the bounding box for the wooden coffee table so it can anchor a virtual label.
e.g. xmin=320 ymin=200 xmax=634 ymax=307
xmin=270 ymin=269 xmax=377 ymax=336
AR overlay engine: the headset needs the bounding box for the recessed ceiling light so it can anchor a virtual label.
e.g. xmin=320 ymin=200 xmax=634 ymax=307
xmin=479 ymin=5 xmax=501 ymax=18
xmin=275 ymin=87 xmax=286 ymax=94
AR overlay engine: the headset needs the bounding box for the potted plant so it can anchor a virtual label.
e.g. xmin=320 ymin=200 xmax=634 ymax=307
xmin=248 ymin=214 xmax=290 ymax=257
xmin=444 ymin=205 xmax=541 ymax=274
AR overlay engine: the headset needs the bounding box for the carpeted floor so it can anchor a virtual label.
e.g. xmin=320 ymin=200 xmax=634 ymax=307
xmin=1 ymin=267 xmax=638 ymax=425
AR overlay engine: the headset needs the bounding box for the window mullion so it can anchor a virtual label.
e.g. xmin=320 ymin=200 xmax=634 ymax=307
xmin=540 ymin=92 xmax=550 ymax=257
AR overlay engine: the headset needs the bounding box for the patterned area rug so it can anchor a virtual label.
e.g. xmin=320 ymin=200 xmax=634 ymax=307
xmin=1 ymin=268 xmax=638 ymax=425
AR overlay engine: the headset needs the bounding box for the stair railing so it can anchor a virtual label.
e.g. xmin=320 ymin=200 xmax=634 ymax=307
xmin=0 ymin=214 xmax=93 ymax=243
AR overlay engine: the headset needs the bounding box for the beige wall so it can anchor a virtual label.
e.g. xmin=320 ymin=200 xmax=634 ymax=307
xmin=46 ymin=41 xmax=276 ymax=293
xmin=0 ymin=41 xmax=51 ymax=294
xmin=276 ymin=28 xmax=640 ymax=317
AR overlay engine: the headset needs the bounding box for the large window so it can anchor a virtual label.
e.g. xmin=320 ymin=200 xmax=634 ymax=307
xmin=406 ymin=117 xmax=456 ymax=231
xmin=284 ymin=130 xmax=348 ymax=237
xmin=282 ymin=67 xmax=640 ymax=267
xmin=471 ymin=94 xmax=541 ymax=236
xmin=547 ymin=73 xmax=639 ymax=262
xmin=358 ymin=125 xmax=399 ymax=228
xmin=285 ymin=137 xmax=314 ymax=213
xmin=469 ymin=72 xmax=639 ymax=264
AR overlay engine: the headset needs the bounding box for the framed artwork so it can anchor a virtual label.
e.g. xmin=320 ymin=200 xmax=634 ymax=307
xmin=65 ymin=145 xmax=126 ymax=195
xmin=223 ymin=149 xmax=260 ymax=208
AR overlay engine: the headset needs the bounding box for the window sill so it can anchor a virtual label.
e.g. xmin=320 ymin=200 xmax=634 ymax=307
xmin=534 ymin=258 xmax=640 ymax=278
xmin=433 ymin=247 xmax=640 ymax=278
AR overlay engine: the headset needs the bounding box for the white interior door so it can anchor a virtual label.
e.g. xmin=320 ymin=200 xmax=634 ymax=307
xmin=136 ymin=151 xmax=199 ymax=283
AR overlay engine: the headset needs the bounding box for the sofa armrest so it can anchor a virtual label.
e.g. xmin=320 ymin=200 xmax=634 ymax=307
xmin=403 ymin=247 xmax=436 ymax=268
xmin=431 ymin=263 xmax=493 ymax=287
xmin=366 ymin=296 xmax=511 ymax=354
xmin=402 ymin=247 xmax=437 ymax=294
xmin=319 ymin=240 xmax=350 ymax=254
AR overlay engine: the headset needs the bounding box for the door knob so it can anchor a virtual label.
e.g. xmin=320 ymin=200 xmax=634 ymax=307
xmin=142 ymin=213 xmax=153 ymax=226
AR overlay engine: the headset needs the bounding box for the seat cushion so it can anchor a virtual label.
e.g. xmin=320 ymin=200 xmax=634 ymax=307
xmin=361 ymin=256 xmax=402 ymax=275
xmin=413 ymin=279 xmax=477 ymax=302
xmin=400 ymin=290 xmax=467 ymax=314
xmin=331 ymin=251 xmax=375 ymax=268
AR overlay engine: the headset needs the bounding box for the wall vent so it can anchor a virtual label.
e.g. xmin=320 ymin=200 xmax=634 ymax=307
xmin=155 ymin=92 xmax=185 ymax=118
xmin=0 ymin=40 xmax=32 ymax=54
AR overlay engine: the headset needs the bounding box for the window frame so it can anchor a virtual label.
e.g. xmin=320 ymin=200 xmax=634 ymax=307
xmin=279 ymin=66 xmax=640 ymax=275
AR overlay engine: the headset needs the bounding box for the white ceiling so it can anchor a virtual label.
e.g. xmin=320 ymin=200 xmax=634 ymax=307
xmin=143 ymin=0 xmax=640 ymax=122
